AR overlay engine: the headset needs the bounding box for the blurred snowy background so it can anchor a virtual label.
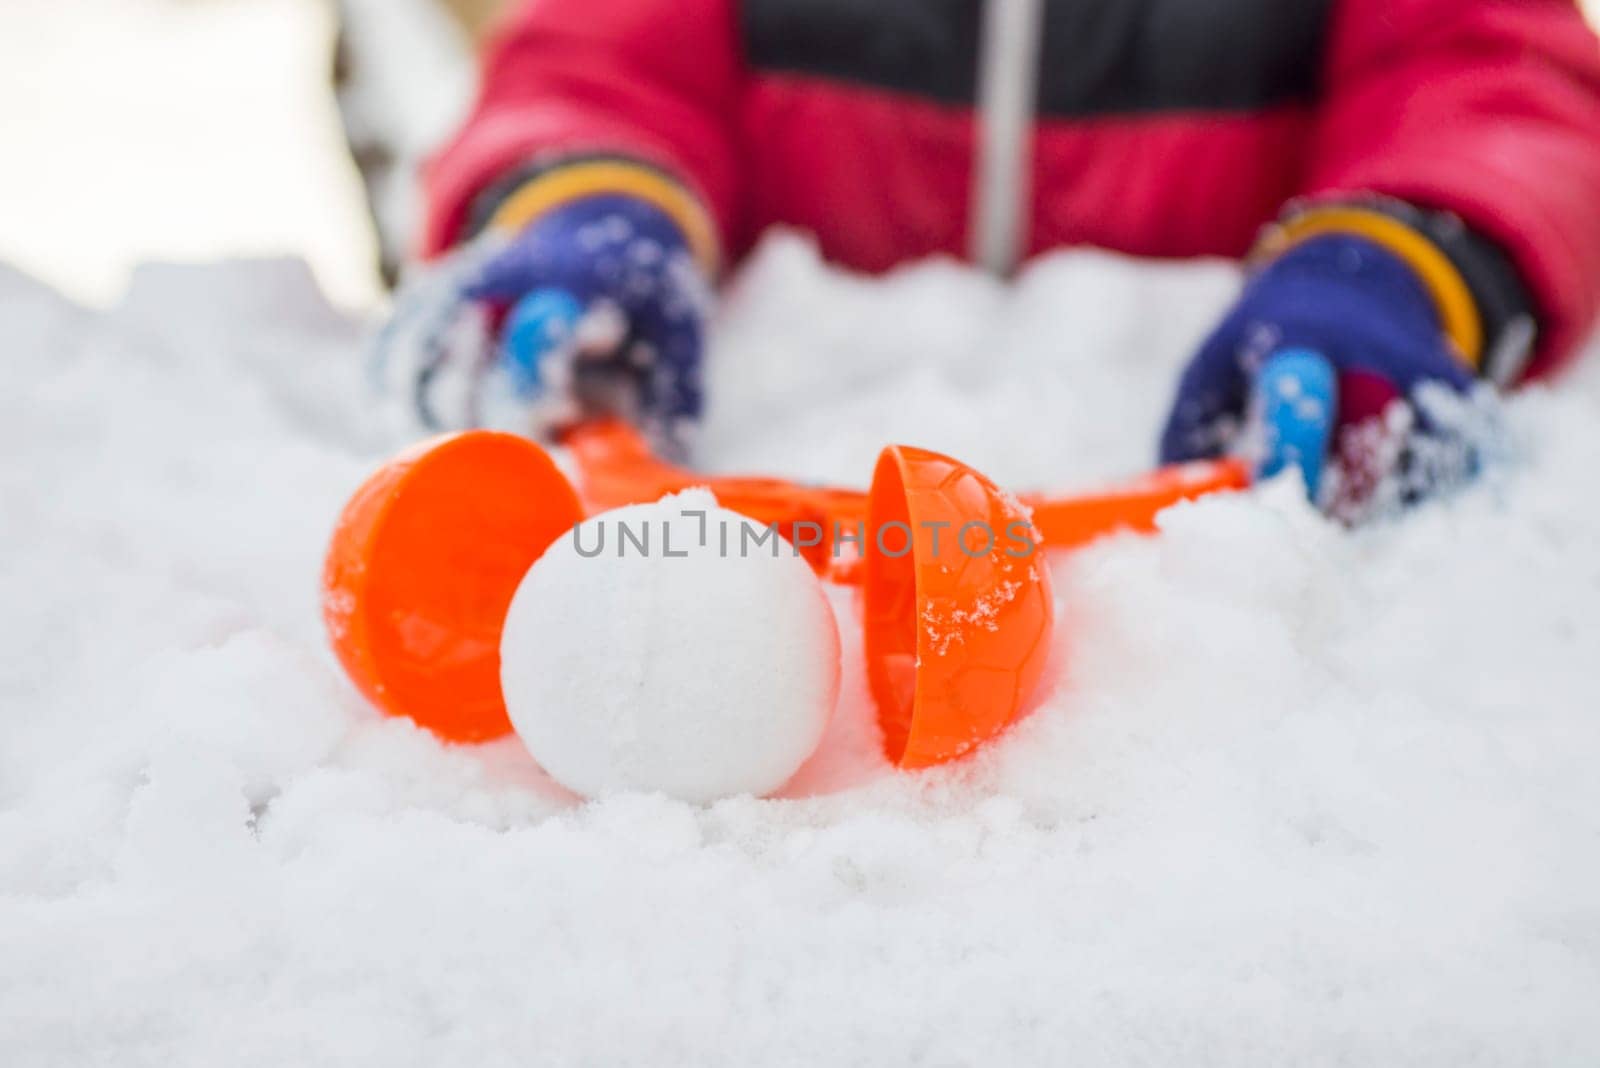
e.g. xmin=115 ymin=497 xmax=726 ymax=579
xmin=3 ymin=0 xmax=1597 ymax=314
xmin=0 ymin=0 xmax=484 ymax=312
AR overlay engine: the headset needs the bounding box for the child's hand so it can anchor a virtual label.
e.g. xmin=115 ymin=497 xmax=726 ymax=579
xmin=1159 ymin=232 xmax=1496 ymax=516
xmin=377 ymin=191 xmax=712 ymax=460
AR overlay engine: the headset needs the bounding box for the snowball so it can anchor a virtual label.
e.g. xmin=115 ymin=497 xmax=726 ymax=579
xmin=499 ymin=489 xmax=840 ymax=802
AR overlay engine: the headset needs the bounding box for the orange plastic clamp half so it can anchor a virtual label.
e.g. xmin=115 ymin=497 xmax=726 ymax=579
xmin=322 ymin=431 xmax=584 ymax=741
xmin=863 ymin=445 xmax=1055 ymax=769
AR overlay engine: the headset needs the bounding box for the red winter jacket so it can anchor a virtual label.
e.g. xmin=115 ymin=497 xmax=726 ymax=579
xmin=424 ymin=0 xmax=1600 ymax=377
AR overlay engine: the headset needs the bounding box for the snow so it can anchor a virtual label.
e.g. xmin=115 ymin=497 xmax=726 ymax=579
xmin=3 ymin=236 xmax=1600 ymax=1064
xmin=500 ymin=490 xmax=839 ymax=803
xmin=0 ymin=0 xmax=380 ymax=311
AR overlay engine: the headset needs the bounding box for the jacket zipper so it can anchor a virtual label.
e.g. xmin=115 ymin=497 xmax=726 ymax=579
xmin=971 ymin=0 xmax=1045 ymax=275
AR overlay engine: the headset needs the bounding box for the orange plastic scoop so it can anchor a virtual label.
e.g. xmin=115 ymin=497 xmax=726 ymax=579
xmin=323 ymin=421 xmax=1244 ymax=760
xmin=863 ymin=445 xmax=1055 ymax=768
xmin=322 ymin=431 xmax=582 ymax=741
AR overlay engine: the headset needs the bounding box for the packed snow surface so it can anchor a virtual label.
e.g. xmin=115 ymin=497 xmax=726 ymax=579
xmin=500 ymin=489 xmax=839 ymax=803
xmin=3 ymin=237 xmax=1600 ymax=1065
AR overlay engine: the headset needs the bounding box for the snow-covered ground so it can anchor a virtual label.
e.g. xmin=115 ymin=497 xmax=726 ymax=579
xmin=3 ymin=238 xmax=1599 ymax=1065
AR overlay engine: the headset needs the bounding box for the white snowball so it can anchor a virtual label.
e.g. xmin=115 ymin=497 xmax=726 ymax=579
xmin=500 ymin=489 xmax=840 ymax=802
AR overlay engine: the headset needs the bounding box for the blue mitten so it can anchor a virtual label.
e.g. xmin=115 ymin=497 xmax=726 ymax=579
xmin=380 ymin=171 xmax=713 ymax=459
xmin=1159 ymin=232 xmax=1487 ymax=510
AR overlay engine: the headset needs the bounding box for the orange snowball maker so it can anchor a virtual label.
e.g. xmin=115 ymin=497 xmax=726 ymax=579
xmin=323 ymin=421 xmax=1246 ymax=765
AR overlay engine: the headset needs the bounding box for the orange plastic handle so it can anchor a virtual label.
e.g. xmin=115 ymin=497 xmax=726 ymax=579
xmin=564 ymin=421 xmax=1248 ymax=573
